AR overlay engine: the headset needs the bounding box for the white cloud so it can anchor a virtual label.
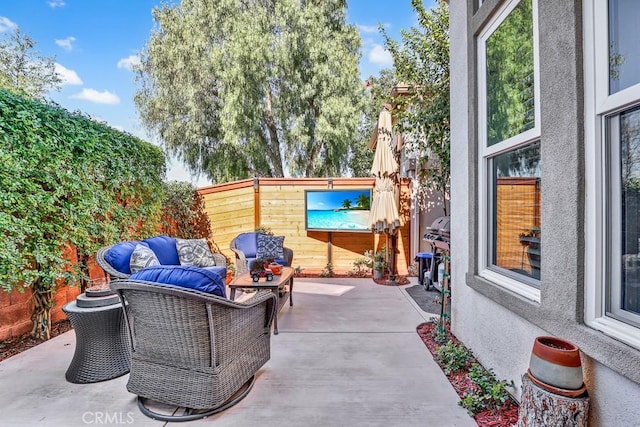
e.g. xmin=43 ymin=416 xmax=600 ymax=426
xmin=357 ymin=24 xmax=378 ymax=34
xmin=47 ymin=0 xmax=66 ymax=8
xmin=55 ymin=36 xmax=76 ymax=51
xmin=0 ymin=17 xmax=18 ymax=33
xmin=54 ymin=63 xmax=82 ymax=85
xmin=117 ymin=54 xmax=141 ymax=71
xmin=368 ymin=44 xmax=393 ymax=67
xmin=357 ymin=22 xmax=390 ymax=34
xmin=70 ymin=88 xmax=120 ymax=105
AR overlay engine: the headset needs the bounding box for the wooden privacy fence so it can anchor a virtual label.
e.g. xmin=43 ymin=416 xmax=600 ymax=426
xmin=199 ymin=177 xmax=411 ymax=275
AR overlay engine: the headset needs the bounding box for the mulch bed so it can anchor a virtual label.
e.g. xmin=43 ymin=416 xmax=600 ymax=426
xmin=0 ymin=320 xmax=73 ymax=362
xmin=295 ymin=273 xmax=411 ymax=286
xmin=417 ymin=322 xmax=520 ymax=427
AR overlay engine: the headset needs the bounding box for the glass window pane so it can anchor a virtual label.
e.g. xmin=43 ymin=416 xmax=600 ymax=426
xmin=485 ymin=0 xmax=535 ymax=146
xmin=491 ymin=142 xmax=541 ymax=280
xmin=620 ymin=107 xmax=640 ymax=315
xmin=609 ymin=0 xmax=640 ymax=94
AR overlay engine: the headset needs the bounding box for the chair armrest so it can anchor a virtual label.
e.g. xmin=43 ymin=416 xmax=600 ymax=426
xmin=283 ymin=247 xmax=294 ymax=268
xmin=230 ymin=246 xmax=249 ymax=275
xmin=96 ymin=245 xmax=130 ymax=279
xmin=236 ymin=290 xmax=277 ymax=328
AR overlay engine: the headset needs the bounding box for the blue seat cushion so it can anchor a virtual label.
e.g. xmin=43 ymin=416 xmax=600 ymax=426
xmin=105 ymin=241 xmax=148 ymax=275
xmin=142 ymin=235 xmax=180 ymax=265
xmin=235 ymin=233 xmax=258 ymax=258
xmin=201 ymin=266 xmax=227 ymax=280
xmin=130 ymin=265 xmax=226 ymax=298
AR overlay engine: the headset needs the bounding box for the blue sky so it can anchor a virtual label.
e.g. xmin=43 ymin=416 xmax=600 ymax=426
xmin=1 ymin=0 xmax=433 ymax=186
xmin=306 ymin=189 xmax=371 ymax=211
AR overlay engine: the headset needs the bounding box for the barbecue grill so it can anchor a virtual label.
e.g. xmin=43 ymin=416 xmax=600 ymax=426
xmin=424 ymin=216 xmax=450 ymax=242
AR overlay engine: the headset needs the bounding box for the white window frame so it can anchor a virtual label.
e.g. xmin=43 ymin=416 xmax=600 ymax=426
xmin=477 ymin=0 xmax=541 ymax=302
xmin=584 ymin=0 xmax=640 ymax=350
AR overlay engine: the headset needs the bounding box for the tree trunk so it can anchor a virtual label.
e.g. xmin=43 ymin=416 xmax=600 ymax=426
xmin=30 ymin=277 xmax=54 ymax=340
xmin=517 ymin=373 xmax=589 ymax=427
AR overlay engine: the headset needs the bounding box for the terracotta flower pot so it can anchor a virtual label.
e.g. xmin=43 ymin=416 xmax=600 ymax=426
xmin=528 ymin=336 xmax=584 ymax=395
xmin=269 ymin=263 xmax=282 ymax=275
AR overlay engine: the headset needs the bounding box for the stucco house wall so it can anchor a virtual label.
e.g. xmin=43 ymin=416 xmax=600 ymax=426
xmin=449 ymin=1 xmax=640 ymax=425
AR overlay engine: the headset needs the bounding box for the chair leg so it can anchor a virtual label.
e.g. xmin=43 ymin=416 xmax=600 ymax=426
xmin=136 ymin=375 xmax=256 ymax=422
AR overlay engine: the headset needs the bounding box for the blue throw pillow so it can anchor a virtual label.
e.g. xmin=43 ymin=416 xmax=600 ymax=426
xmin=142 ymin=235 xmax=180 ymax=265
xmin=129 ymin=265 xmax=226 ymax=298
xmin=256 ymin=234 xmax=285 ymax=259
xmin=105 ymin=241 xmax=148 ymax=275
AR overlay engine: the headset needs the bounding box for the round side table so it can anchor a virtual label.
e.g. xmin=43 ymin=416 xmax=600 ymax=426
xmin=63 ymin=295 xmax=130 ymax=384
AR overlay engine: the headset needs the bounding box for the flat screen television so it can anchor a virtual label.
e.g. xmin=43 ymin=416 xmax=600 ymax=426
xmin=305 ymin=189 xmax=372 ymax=232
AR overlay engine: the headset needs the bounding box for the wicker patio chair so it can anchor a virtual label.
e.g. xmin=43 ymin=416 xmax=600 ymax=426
xmin=230 ymin=232 xmax=294 ymax=275
xmin=110 ymin=279 xmax=276 ymax=422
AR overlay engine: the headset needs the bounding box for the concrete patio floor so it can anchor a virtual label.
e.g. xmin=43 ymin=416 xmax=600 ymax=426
xmin=0 ymin=277 xmax=475 ymax=426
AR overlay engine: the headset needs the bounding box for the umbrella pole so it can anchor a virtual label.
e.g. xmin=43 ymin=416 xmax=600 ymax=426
xmin=385 ymin=232 xmax=398 ymax=286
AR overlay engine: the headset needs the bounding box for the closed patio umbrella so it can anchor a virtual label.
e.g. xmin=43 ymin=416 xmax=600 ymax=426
xmin=368 ymin=107 xmax=401 ymax=283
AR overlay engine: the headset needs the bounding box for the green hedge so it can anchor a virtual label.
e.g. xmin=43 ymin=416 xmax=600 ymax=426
xmin=0 ymin=89 xmax=165 ymax=338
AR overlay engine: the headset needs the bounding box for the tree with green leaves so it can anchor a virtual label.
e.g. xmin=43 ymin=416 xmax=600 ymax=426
xmin=356 ymin=192 xmax=370 ymax=209
xmin=135 ymin=0 xmax=363 ymax=183
xmin=0 ymin=28 xmax=61 ymax=99
xmin=0 ymin=90 xmax=165 ymax=339
xmin=342 ymin=199 xmax=352 ymax=209
xmin=350 ymin=68 xmax=398 ymax=177
xmin=382 ymin=0 xmax=450 ymax=214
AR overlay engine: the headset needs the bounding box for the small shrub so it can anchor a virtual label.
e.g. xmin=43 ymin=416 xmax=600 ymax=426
xmin=430 ymin=316 xmax=450 ymax=343
xmin=459 ymin=363 xmax=512 ymax=414
xmin=434 ymin=340 xmax=473 ymax=375
xmin=351 ymin=257 xmax=370 ymax=277
xmin=293 ymin=266 xmax=304 ymax=276
xmin=319 ymin=263 xmax=335 ymax=278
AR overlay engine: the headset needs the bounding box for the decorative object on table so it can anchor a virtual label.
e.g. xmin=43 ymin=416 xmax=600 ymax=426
xmin=269 ymin=262 xmax=282 ymax=275
xmin=249 ymin=259 xmax=273 ymax=282
xmin=528 ymin=336 xmax=586 ymax=397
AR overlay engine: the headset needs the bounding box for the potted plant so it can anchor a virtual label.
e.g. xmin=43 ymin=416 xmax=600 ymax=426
xmin=373 ymin=261 xmax=385 ymax=280
xmin=528 ymin=336 xmax=586 ymax=397
xmin=365 ymin=247 xmax=386 ymax=280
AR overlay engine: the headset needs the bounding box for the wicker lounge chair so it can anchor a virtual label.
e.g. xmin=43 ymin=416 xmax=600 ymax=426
xmin=110 ymin=279 xmax=276 ymax=422
xmin=230 ymin=232 xmax=294 ymax=275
